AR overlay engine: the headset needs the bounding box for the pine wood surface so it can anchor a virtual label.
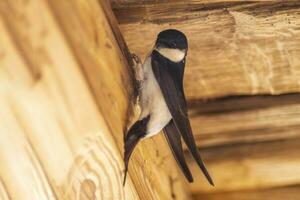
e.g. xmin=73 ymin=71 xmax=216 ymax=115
xmin=0 ymin=0 xmax=190 ymax=199
xmin=111 ymin=1 xmax=300 ymax=199
xmin=113 ymin=1 xmax=300 ymax=99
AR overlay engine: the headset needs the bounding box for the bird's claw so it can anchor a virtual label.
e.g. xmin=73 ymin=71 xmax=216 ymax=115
xmin=132 ymin=53 xmax=142 ymax=65
xmin=131 ymin=53 xmax=144 ymax=88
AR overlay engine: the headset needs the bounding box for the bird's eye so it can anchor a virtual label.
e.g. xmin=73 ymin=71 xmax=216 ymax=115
xmin=170 ymin=42 xmax=177 ymax=48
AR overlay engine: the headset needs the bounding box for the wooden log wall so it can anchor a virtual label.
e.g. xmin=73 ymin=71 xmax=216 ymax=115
xmin=112 ymin=0 xmax=300 ymax=199
xmin=113 ymin=0 xmax=300 ymax=99
xmin=0 ymin=0 xmax=190 ymax=199
xmin=1 ymin=0 xmax=300 ymax=199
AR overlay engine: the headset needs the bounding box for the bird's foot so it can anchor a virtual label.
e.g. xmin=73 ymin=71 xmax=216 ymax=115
xmin=131 ymin=53 xmax=143 ymax=90
xmin=132 ymin=53 xmax=141 ymax=66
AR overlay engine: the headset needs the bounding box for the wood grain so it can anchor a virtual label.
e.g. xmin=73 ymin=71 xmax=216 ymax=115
xmin=0 ymin=5 xmax=133 ymax=199
xmin=0 ymin=0 xmax=140 ymax=198
xmin=194 ymin=185 xmax=300 ymax=200
xmin=188 ymin=93 xmax=300 ymax=148
xmin=0 ymin=0 xmax=190 ymax=199
xmin=113 ymin=1 xmax=300 ymax=99
xmin=46 ymin=0 xmax=191 ymax=199
xmin=111 ymin=0 xmax=290 ymax=5
xmin=112 ymin=1 xmax=300 ymax=199
xmin=187 ymin=138 xmax=300 ymax=194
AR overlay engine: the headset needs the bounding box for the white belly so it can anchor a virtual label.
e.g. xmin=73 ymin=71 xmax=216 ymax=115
xmin=139 ymin=56 xmax=172 ymax=137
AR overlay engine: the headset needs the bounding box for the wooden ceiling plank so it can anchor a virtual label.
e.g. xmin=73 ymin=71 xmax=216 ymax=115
xmin=187 ymin=138 xmax=300 ymax=193
xmin=188 ymin=93 xmax=300 ymax=148
xmin=193 ymin=185 xmax=300 ymax=200
xmin=114 ymin=1 xmax=300 ymax=99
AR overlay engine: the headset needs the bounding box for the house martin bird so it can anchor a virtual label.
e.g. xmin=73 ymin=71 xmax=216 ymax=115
xmin=123 ymin=29 xmax=214 ymax=186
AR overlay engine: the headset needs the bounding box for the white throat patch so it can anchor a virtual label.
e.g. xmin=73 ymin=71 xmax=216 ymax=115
xmin=156 ymin=48 xmax=186 ymax=62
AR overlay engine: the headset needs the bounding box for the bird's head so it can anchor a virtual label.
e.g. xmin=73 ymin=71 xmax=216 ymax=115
xmin=155 ymin=29 xmax=188 ymax=62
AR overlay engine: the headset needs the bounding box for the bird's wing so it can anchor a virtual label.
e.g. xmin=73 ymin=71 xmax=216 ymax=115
xmin=151 ymin=50 xmax=214 ymax=186
xmin=123 ymin=115 xmax=150 ymax=186
xmin=164 ymin=120 xmax=193 ymax=182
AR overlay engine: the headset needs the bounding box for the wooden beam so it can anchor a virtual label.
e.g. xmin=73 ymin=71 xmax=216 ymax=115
xmin=111 ymin=0 xmax=290 ymax=8
xmin=186 ymin=138 xmax=300 ymax=194
xmin=0 ymin=0 xmax=139 ymax=198
xmin=113 ymin=1 xmax=300 ymax=99
xmin=46 ymin=0 xmax=191 ymax=199
xmin=188 ymin=93 xmax=300 ymax=148
xmin=0 ymin=0 xmax=190 ymax=199
xmin=193 ymin=185 xmax=300 ymax=200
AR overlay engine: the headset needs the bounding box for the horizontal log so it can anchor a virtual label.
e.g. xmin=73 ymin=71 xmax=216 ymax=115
xmin=188 ymin=93 xmax=300 ymax=148
xmin=113 ymin=1 xmax=300 ymax=99
xmin=113 ymin=1 xmax=300 ymax=197
xmin=187 ymin=138 xmax=300 ymax=194
xmin=194 ymin=185 xmax=300 ymax=200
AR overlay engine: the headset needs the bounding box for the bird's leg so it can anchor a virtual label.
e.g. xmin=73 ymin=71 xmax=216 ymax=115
xmin=131 ymin=53 xmax=144 ymax=91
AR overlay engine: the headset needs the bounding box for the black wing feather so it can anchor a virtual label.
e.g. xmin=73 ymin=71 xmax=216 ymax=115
xmin=152 ymin=50 xmax=214 ymax=186
xmin=164 ymin=120 xmax=193 ymax=182
xmin=123 ymin=115 xmax=150 ymax=186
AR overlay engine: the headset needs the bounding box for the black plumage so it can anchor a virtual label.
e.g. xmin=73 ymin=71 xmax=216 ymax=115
xmin=164 ymin=119 xmax=193 ymax=182
xmin=123 ymin=29 xmax=213 ymax=186
xmin=152 ymin=50 xmax=214 ymax=186
xmin=123 ymin=115 xmax=150 ymax=185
